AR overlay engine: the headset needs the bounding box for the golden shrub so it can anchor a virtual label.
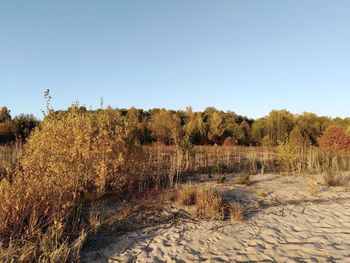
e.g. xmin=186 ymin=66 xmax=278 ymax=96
xmin=0 ymin=105 xmax=149 ymax=262
xmin=21 ymin=106 xmax=146 ymax=195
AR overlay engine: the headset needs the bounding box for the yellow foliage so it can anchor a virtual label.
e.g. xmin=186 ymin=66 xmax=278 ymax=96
xmin=0 ymin=105 xmax=149 ymax=262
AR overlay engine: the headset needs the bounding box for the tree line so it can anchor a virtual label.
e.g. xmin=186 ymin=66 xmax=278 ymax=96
xmin=1 ymin=105 xmax=350 ymax=147
xmin=0 ymin=107 xmax=39 ymax=144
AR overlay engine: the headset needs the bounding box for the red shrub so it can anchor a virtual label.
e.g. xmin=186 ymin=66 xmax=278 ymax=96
xmin=319 ymin=126 xmax=350 ymax=152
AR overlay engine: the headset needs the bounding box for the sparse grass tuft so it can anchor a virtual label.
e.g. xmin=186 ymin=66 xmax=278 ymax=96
xmin=235 ymin=174 xmax=251 ymax=185
xmin=228 ymin=203 xmax=245 ymax=222
xmin=176 ymin=184 xmax=198 ymax=206
xmin=195 ymin=189 xmax=225 ymax=220
xmin=256 ymin=189 xmax=267 ymax=198
xmin=175 ymin=184 xmax=225 ymax=220
xmin=308 ymin=176 xmax=319 ymax=196
xmin=323 ymin=170 xmax=349 ymax=187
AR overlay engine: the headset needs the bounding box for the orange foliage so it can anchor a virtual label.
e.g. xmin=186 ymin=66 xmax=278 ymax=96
xmin=319 ymin=126 xmax=350 ymax=152
xmin=223 ymin=136 xmax=236 ymax=146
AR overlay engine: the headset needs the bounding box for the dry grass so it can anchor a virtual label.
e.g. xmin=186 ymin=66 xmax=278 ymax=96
xmin=235 ymin=174 xmax=251 ymax=185
xmin=323 ymin=170 xmax=349 ymax=187
xmin=0 ymin=143 xmax=21 ymax=181
xmin=228 ymin=203 xmax=245 ymax=222
xmin=176 ymin=184 xmax=198 ymax=206
xmin=308 ymin=176 xmax=319 ymax=196
xmin=256 ymin=189 xmax=267 ymax=198
xmin=147 ymin=145 xmax=350 ymax=186
xmin=175 ymin=184 xmax=225 ymax=220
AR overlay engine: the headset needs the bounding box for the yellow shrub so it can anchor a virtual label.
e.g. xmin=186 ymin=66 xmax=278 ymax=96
xmin=0 ymin=106 xmax=149 ymax=262
xmin=21 ymin=106 xmax=146 ymax=195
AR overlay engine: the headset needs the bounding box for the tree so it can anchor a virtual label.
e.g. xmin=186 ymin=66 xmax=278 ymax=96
xmin=289 ymin=126 xmax=311 ymax=147
xmin=208 ymin=111 xmax=225 ymax=144
xmin=295 ymin=112 xmax=330 ymax=145
xmin=127 ymin=107 xmax=150 ymax=144
xmin=265 ymin=110 xmax=295 ymax=146
xmin=183 ymin=107 xmax=206 ymax=144
xmin=237 ymin=120 xmax=251 ymax=145
xmin=251 ymin=118 xmax=267 ymax=146
xmin=0 ymin=121 xmax=16 ymax=144
xmin=150 ymin=109 xmax=182 ymax=145
xmin=0 ymin=107 xmax=11 ymax=122
xmin=13 ymin=114 xmax=39 ymax=142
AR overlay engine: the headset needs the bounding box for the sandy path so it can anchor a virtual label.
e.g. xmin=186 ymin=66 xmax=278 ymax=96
xmin=82 ymin=175 xmax=350 ymax=263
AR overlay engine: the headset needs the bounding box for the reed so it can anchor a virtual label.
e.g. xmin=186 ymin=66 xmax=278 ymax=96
xmin=0 ymin=143 xmax=22 ymax=181
xmin=146 ymin=145 xmax=350 ymax=186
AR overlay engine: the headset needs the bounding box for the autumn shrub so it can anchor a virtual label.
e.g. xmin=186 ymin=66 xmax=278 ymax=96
xmin=319 ymin=126 xmax=350 ymax=153
xmin=22 ymin=107 xmax=149 ymax=194
xmin=278 ymin=142 xmax=301 ymax=173
xmin=0 ymin=106 xmax=149 ymax=262
xmin=278 ymin=127 xmax=311 ymax=174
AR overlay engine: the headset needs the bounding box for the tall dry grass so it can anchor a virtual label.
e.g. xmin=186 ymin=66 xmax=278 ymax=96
xmin=175 ymin=184 xmax=225 ymax=220
xmin=0 ymin=143 xmax=22 ymax=181
xmin=174 ymin=184 xmax=244 ymax=221
xmin=146 ymin=145 xmax=350 ymax=186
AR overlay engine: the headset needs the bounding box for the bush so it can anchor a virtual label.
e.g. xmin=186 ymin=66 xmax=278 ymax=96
xmin=0 ymin=106 xmax=149 ymax=262
xmin=319 ymin=126 xmax=350 ymax=153
xmin=21 ymin=106 xmax=147 ymax=195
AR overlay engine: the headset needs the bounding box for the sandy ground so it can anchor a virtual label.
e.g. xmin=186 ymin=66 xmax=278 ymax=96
xmin=82 ymin=174 xmax=350 ymax=262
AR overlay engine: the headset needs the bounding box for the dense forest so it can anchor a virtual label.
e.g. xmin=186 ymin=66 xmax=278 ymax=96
xmin=1 ymin=105 xmax=350 ymax=147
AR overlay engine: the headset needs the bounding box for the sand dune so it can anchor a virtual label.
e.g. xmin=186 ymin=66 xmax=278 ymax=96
xmin=82 ymin=174 xmax=350 ymax=262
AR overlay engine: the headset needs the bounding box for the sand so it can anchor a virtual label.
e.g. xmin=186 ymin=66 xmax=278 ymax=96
xmin=82 ymin=174 xmax=350 ymax=262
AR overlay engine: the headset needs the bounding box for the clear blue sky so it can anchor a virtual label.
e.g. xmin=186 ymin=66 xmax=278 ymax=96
xmin=1 ymin=0 xmax=350 ymax=119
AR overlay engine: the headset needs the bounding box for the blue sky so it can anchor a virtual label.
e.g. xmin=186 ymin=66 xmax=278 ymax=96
xmin=1 ymin=0 xmax=350 ymax=119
